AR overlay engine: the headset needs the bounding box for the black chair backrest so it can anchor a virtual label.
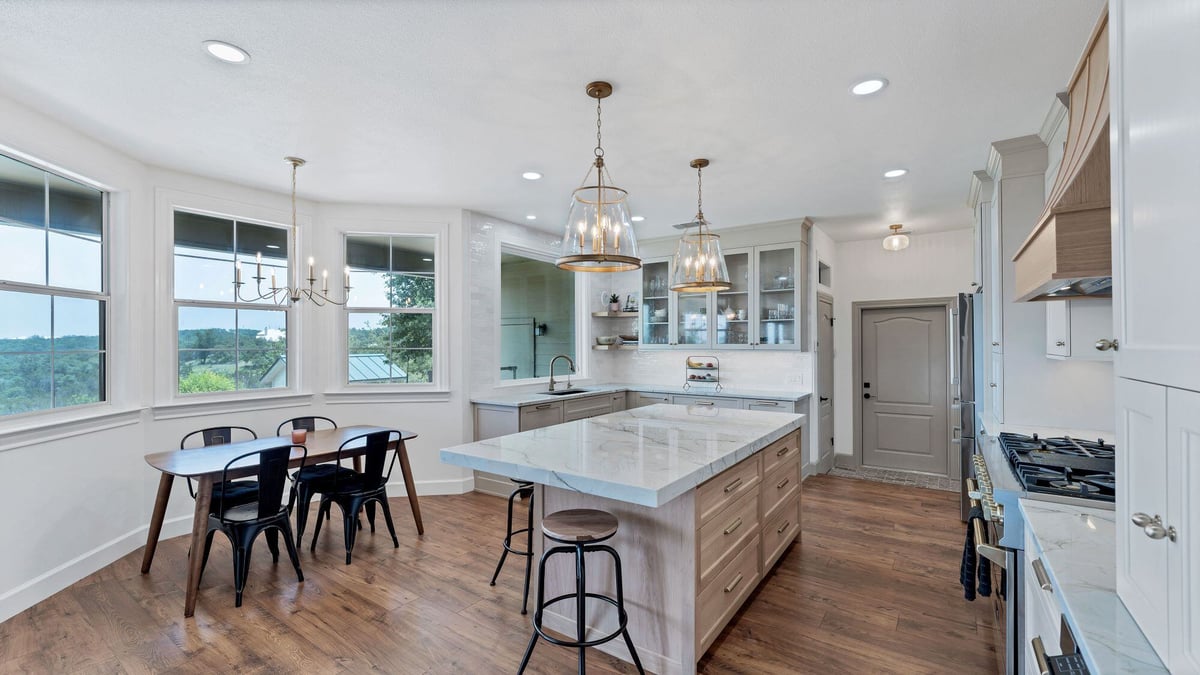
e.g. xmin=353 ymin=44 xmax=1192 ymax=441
xmin=218 ymin=444 xmax=306 ymax=521
xmin=334 ymin=430 xmax=400 ymax=491
xmin=276 ymin=416 xmax=337 ymax=436
xmin=180 ymin=425 xmax=257 ymax=450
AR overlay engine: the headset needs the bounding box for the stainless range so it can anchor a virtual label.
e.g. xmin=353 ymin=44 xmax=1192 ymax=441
xmin=967 ymin=431 xmax=1118 ymax=675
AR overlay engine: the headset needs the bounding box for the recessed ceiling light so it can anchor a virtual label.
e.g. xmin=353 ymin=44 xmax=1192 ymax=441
xmin=522 ymin=171 xmax=543 ymax=181
xmin=526 ymin=215 xmax=537 ymax=220
xmin=883 ymin=168 xmax=908 ymax=179
xmin=631 ymin=216 xmax=645 ymax=222
xmin=203 ymin=40 xmax=250 ymax=64
xmin=422 ymin=257 xmax=433 ymax=262
xmin=265 ymin=244 xmax=280 ymax=249
xmin=850 ymin=78 xmax=887 ymax=96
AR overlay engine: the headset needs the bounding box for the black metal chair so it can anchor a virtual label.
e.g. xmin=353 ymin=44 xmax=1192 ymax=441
xmin=180 ymin=426 xmax=260 ymax=514
xmin=277 ymin=416 xmax=355 ymax=545
xmin=199 ymin=443 xmax=306 ymax=607
xmin=489 ymin=480 xmax=535 ymax=614
xmin=308 ymin=430 xmax=402 ymax=565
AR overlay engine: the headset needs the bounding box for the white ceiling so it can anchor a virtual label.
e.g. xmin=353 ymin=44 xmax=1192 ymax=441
xmin=0 ymin=0 xmax=1103 ymax=242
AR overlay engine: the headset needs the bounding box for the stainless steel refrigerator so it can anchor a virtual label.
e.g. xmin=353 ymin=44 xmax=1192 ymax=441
xmin=956 ymin=290 xmax=984 ymax=521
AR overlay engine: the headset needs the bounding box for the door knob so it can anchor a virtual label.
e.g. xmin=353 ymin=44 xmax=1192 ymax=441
xmin=820 ymin=396 xmax=829 ymax=402
xmin=1131 ymin=512 xmax=1155 ymax=527
xmin=863 ymin=393 xmax=871 ymax=399
xmin=1055 ymin=341 xmax=1066 ymax=347
xmin=1095 ymin=338 xmax=1119 ymax=352
xmin=1145 ymin=522 xmax=1177 ymax=542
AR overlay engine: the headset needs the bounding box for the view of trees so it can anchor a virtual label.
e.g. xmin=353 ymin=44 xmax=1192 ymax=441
xmin=177 ymin=327 xmax=286 ymax=393
xmin=0 ymin=335 xmax=101 ymax=415
xmin=347 ymin=273 xmax=435 ymax=383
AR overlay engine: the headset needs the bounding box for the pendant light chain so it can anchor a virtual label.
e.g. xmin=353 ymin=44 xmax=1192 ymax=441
xmin=696 ymin=163 xmax=704 ymax=223
xmin=594 ymin=96 xmax=604 ymax=159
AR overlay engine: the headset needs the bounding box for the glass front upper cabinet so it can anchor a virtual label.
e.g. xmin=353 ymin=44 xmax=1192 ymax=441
xmin=755 ymin=244 xmax=800 ymax=348
xmin=715 ymin=249 xmax=751 ymax=348
xmin=640 ymin=259 xmax=671 ymax=348
xmin=676 ymin=293 xmax=708 ymax=346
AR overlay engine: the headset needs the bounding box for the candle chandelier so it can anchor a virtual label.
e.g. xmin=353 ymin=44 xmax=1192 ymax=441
xmin=235 ymin=157 xmax=350 ymax=306
xmin=670 ymin=158 xmax=731 ymax=292
xmin=555 ymin=81 xmax=641 ymax=272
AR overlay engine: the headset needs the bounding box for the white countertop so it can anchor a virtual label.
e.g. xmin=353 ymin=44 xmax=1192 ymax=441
xmin=471 ymin=382 xmax=812 ymax=407
xmin=440 ymin=403 xmax=807 ymax=507
xmin=1019 ymin=499 xmax=1167 ymax=674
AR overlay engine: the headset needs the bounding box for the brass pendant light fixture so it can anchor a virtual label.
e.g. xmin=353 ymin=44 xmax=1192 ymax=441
xmin=556 ymin=81 xmax=641 ymax=272
xmin=670 ymin=158 xmax=731 ymax=292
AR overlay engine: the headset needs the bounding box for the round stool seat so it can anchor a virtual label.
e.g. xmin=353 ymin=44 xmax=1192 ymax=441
xmin=541 ymin=508 xmax=618 ymax=543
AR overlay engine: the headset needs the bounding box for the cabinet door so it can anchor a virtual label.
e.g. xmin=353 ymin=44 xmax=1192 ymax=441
xmin=1045 ymin=301 xmax=1071 ymax=357
xmin=1111 ymin=0 xmax=1200 ymax=389
xmin=563 ymin=394 xmax=613 ymax=422
xmin=640 ymin=259 xmax=672 ymax=348
xmin=1168 ymin=386 xmax=1200 ymax=673
xmin=519 ymin=402 xmax=564 ymax=430
xmin=754 ymin=244 xmax=799 ymax=349
xmin=990 ymin=352 xmax=1004 ymax=423
xmin=715 ymin=248 xmax=752 ymax=348
xmin=1116 ymin=377 xmax=1169 ymax=660
xmin=676 ymin=292 xmax=711 ymax=347
xmin=609 ymin=392 xmax=626 ymax=412
xmin=986 ymin=197 xmax=1003 ymax=354
xmin=631 ymin=392 xmax=671 ymax=408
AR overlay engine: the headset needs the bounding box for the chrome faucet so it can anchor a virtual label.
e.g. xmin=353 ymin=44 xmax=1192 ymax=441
xmin=548 ymin=354 xmax=575 ymax=392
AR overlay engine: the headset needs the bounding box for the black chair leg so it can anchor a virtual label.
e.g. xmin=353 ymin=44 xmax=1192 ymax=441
xmin=294 ymin=482 xmax=314 ymax=545
xmin=309 ymin=499 xmax=329 ymax=553
xmin=522 ymin=491 xmax=534 ymax=615
xmin=575 ymin=544 xmax=587 ymax=675
xmin=278 ymin=524 xmax=304 ymax=583
xmin=489 ymin=548 xmax=510 ymax=587
xmin=603 ymin=546 xmax=645 ymax=675
xmin=266 ymin=529 xmax=280 ymax=563
xmin=365 ymin=501 xmax=377 ymax=533
xmin=341 ymin=499 xmax=359 ymax=565
xmin=518 ymin=544 xmax=553 ymax=674
xmin=377 ymin=496 xmax=400 ymax=548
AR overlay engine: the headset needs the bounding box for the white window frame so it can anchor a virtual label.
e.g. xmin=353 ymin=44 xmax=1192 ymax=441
xmin=154 ymin=188 xmax=303 ymax=406
xmin=335 ymin=223 xmax=449 ymax=394
xmin=0 ymin=151 xmax=110 ymax=421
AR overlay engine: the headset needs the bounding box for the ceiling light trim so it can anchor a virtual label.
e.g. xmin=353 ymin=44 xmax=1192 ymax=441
xmin=202 ymin=40 xmax=250 ymax=64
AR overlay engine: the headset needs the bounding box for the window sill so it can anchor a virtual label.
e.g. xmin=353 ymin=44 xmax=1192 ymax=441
xmin=152 ymin=392 xmax=314 ymax=420
xmin=324 ymin=388 xmax=452 ymax=405
xmin=0 ymin=405 xmax=143 ymax=452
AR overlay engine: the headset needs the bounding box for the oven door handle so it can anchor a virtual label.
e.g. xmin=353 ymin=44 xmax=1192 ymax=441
xmin=965 ymin=478 xmax=1008 ymax=570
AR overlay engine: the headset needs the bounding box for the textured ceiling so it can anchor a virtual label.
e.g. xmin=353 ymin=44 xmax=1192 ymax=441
xmin=0 ymin=0 xmax=1104 ymax=242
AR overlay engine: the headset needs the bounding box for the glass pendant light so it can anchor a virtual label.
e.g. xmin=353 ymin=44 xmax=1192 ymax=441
xmin=556 ymin=81 xmax=640 ymax=272
xmin=670 ymin=159 xmax=731 ymax=292
xmin=882 ymin=223 xmax=911 ymax=251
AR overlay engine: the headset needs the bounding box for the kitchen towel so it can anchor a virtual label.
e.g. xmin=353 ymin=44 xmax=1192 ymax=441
xmin=960 ymin=505 xmax=992 ymax=600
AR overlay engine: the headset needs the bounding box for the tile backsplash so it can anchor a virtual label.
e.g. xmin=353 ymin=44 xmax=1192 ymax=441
xmin=597 ymin=348 xmax=813 ymax=393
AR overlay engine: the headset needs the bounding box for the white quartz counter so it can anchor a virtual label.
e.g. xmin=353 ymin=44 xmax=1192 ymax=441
xmin=440 ymin=403 xmax=806 ymax=507
xmin=1019 ymin=499 xmax=1167 ymax=674
xmin=471 ymin=383 xmax=812 ymax=407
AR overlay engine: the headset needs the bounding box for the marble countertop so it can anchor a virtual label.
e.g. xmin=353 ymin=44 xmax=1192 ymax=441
xmin=471 ymin=382 xmax=812 ymax=407
xmin=1019 ymin=499 xmax=1167 ymax=674
xmin=440 ymin=403 xmax=807 ymax=507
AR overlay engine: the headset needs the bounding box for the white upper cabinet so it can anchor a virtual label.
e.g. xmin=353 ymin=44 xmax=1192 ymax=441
xmin=1167 ymin=387 xmax=1200 ymax=672
xmin=1045 ymin=301 xmax=1071 ymax=357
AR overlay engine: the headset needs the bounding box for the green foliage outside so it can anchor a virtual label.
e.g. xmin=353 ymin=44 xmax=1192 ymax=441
xmin=178 ymin=369 xmax=236 ymax=393
xmin=347 ymin=273 xmax=435 ymax=383
xmin=0 ymin=335 xmax=101 ymax=416
xmin=177 ymin=327 xmax=287 ymax=394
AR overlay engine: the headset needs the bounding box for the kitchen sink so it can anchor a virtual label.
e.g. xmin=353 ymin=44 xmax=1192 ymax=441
xmin=543 ymin=388 xmax=588 ymax=396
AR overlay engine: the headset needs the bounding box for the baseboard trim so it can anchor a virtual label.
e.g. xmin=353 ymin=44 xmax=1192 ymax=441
xmin=834 ymin=454 xmax=858 ymax=470
xmin=801 ymin=461 xmax=813 ymax=479
xmin=0 ymin=475 xmax=473 ymax=624
xmin=816 ymin=453 xmax=835 ymax=474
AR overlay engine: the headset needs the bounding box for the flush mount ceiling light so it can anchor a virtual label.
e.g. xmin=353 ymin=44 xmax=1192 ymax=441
xmin=670 ymin=159 xmax=731 ymax=293
xmin=526 ymin=215 xmax=537 ymax=220
xmin=522 ymin=171 xmax=543 ymax=181
xmin=883 ymin=168 xmax=908 ymax=179
xmin=850 ymin=78 xmax=887 ymax=96
xmin=631 ymin=215 xmax=645 ymax=222
xmin=203 ymin=40 xmax=250 ymax=64
xmin=882 ymin=223 xmax=911 ymax=251
xmin=556 ymin=81 xmax=640 ymax=272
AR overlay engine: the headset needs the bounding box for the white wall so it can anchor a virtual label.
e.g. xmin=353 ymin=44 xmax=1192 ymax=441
xmin=830 ymin=228 xmax=975 ymax=456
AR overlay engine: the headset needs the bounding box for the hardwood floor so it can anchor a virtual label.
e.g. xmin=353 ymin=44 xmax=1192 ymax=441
xmin=0 ymin=476 xmax=999 ymax=674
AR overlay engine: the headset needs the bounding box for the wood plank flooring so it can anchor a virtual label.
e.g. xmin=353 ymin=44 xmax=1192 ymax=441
xmin=0 ymin=476 xmax=1000 ymax=674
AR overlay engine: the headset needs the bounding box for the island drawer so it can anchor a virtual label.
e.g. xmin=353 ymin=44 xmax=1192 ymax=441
xmin=762 ymin=495 xmax=800 ymax=571
xmin=761 ymin=431 xmax=801 ymax=476
xmin=761 ymin=454 xmax=801 ymax=522
xmin=696 ymin=454 xmax=761 ymax=526
xmin=563 ymin=394 xmax=613 ymax=421
xmin=698 ymin=489 xmax=760 ymax=589
xmin=697 ymin=534 xmax=762 ymax=654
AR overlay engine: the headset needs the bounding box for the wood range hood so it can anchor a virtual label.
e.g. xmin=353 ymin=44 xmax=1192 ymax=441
xmin=1013 ymin=8 xmax=1111 ymax=303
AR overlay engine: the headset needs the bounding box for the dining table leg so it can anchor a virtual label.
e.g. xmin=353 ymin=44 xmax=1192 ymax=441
xmin=184 ymin=476 xmax=213 ymax=618
xmin=397 ymin=440 xmax=424 ymax=535
xmin=140 ymin=473 xmax=174 ymax=574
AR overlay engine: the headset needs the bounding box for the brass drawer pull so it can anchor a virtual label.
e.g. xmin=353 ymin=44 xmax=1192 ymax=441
xmin=1031 ymin=558 xmax=1053 ymax=592
xmin=776 ymin=446 xmax=790 ymax=457
xmin=756 ymin=400 xmax=780 ymax=406
xmin=776 ymin=477 xmax=790 ymax=490
xmin=776 ymin=520 xmax=791 ymax=534
xmin=723 ymin=573 xmax=744 ymax=594
xmin=723 ymin=477 xmax=742 ymax=493
xmin=724 ymin=517 xmax=743 ymax=535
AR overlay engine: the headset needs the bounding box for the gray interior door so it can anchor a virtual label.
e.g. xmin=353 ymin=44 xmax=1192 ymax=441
xmin=818 ymin=297 xmax=834 ymax=469
xmin=861 ymin=305 xmax=950 ymax=474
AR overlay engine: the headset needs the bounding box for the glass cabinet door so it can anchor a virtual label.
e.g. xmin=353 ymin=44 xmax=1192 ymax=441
xmin=640 ymin=259 xmax=672 ymax=348
xmin=715 ymin=249 xmax=752 ymax=348
xmin=755 ymin=245 xmax=798 ymax=348
xmin=676 ymin=293 xmax=709 ymax=346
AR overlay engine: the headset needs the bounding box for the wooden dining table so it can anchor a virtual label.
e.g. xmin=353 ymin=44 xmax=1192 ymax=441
xmin=141 ymin=425 xmax=421 ymax=617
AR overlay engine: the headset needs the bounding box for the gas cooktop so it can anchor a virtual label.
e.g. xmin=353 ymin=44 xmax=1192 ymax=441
xmin=997 ymin=432 xmax=1116 ymax=503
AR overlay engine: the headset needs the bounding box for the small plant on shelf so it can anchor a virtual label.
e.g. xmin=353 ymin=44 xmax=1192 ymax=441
xmin=608 ymin=293 xmax=621 ymax=312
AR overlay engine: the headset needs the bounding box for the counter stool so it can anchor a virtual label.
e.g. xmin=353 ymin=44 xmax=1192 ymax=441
xmin=517 ymin=508 xmax=644 ymax=675
xmin=489 ymin=480 xmax=535 ymax=614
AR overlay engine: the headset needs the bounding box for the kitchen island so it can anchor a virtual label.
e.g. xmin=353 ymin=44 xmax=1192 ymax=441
xmin=441 ymin=403 xmax=806 ymax=674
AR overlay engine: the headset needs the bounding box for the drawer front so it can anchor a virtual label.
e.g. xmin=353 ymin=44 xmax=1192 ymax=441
xmin=563 ymin=394 xmax=613 ymax=421
xmin=672 ymin=394 xmax=743 ymax=409
xmin=761 ymin=431 xmax=801 ymax=476
xmin=696 ymin=454 xmax=761 ymax=526
xmin=520 ymin=402 xmax=563 ymax=430
xmin=631 ymin=392 xmax=671 ymax=408
xmin=698 ymin=489 xmax=760 ymax=589
xmin=761 ymin=456 xmax=801 ymax=522
xmin=762 ymin=495 xmax=800 ymax=571
xmin=697 ymin=535 xmax=761 ymax=654
xmin=744 ymin=399 xmax=793 ymax=413
xmin=609 ymin=392 xmax=626 ymax=412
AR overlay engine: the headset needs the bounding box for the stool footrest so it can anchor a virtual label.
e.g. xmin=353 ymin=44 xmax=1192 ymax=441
xmin=532 ymin=592 xmax=629 ymax=649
